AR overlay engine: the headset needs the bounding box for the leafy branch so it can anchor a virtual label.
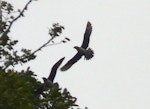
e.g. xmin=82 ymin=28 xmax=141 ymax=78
xmin=0 ymin=1 xmax=70 ymax=70
xmin=0 ymin=0 xmax=33 ymax=38
xmin=31 ymin=23 xmax=69 ymax=56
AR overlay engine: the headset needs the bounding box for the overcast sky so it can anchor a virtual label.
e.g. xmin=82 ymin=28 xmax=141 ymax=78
xmin=10 ymin=0 xmax=150 ymax=109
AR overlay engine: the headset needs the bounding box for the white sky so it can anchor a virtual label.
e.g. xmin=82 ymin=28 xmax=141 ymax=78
xmin=9 ymin=0 xmax=150 ymax=109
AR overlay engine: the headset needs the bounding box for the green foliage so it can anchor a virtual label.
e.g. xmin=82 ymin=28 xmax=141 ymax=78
xmin=0 ymin=69 xmax=40 ymax=109
xmin=39 ymin=83 xmax=78 ymax=109
xmin=0 ymin=0 xmax=85 ymax=109
xmin=0 ymin=69 xmax=78 ymax=109
xmin=49 ymin=23 xmax=65 ymax=38
xmin=0 ymin=1 xmax=69 ymax=70
xmin=0 ymin=0 xmax=36 ymax=70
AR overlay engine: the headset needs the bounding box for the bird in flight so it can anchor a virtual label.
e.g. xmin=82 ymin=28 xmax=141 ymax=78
xmin=60 ymin=21 xmax=94 ymax=71
xmin=43 ymin=57 xmax=65 ymax=83
xmin=34 ymin=57 xmax=65 ymax=95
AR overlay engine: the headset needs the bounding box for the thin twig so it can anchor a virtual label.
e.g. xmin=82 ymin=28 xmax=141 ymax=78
xmin=46 ymin=41 xmax=63 ymax=47
xmin=1 ymin=0 xmax=33 ymax=37
xmin=31 ymin=38 xmax=68 ymax=55
xmin=0 ymin=0 xmax=2 ymax=20
xmin=31 ymin=37 xmax=54 ymax=55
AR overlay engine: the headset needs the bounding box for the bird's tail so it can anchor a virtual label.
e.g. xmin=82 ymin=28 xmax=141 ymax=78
xmin=85 ymin=48 xmax=94 ymax=60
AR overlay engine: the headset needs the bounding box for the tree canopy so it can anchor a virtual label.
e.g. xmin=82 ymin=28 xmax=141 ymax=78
xmin=0 ymin=0 xmax=88 ymax=109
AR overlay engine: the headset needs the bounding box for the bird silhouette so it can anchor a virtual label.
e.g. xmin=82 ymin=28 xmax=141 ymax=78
xmin=60 ymin=21 xmax=94 ymax=71
xmin=34 ymin=57 xmax=65 ymax=95
xmin=44 ymin=57 xmax=65 ymax=82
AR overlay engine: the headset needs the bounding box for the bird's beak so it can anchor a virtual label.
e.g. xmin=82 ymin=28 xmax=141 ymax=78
xmin=74 ymin=46 xmax=78 ymax=49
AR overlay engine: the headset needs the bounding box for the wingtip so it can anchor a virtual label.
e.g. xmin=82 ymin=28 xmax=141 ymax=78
xmin=60 ymin=65 xmax=70 ymax=71
xmin=60 ymin=62 xmax=73 ymax=71
xmin=87 ymin=21 xmax=91 ymax=23
xmin=58 ymin=57 xmax=65 ymax=65
xmin=51 ymin=57 xmax=65 ymax=69
xmin=60 ymin=67 xmax=66 ymax=71
xmin=61 ymin=57 xmax=65 ymax=61
xmin=55 ymin=57 xmax=65 ymax=66
xmin=87 ymin=21 xmax=92 ymax=25
xmin=87 ymin=21 xmax=92 ymax=30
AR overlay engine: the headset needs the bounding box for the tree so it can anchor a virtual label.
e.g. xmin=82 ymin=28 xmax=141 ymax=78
xmin=0 ymin=0 xmax=87 ymax=109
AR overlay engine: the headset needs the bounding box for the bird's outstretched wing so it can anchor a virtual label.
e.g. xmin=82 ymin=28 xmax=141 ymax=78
xmin=81 ymin=21 xmax=92 ymax=49
xmin=48 ymin=57 xmax=65 ymax=82
xmin=34 ymin=57 xmax=65 ymax=95
xmin=60 ymin=53 xmax=82 ymax=71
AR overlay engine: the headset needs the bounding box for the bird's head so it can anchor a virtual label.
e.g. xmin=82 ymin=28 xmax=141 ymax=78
xmin=42 ymin=77 xmax=47 ymax=82
xmin=74 ymin=46 xmax=80 ymax=51
xmin=42 ymin=77 xmax=53 ymax=86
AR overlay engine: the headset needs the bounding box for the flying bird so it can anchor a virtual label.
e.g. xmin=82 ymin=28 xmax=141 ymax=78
xmin=34 ymin=57 xmax=65 ymax=95
xmin=60 ymin=21 xmax=94 ymax=71
xmin=44 ymin=57 xmax=65 ymax=83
